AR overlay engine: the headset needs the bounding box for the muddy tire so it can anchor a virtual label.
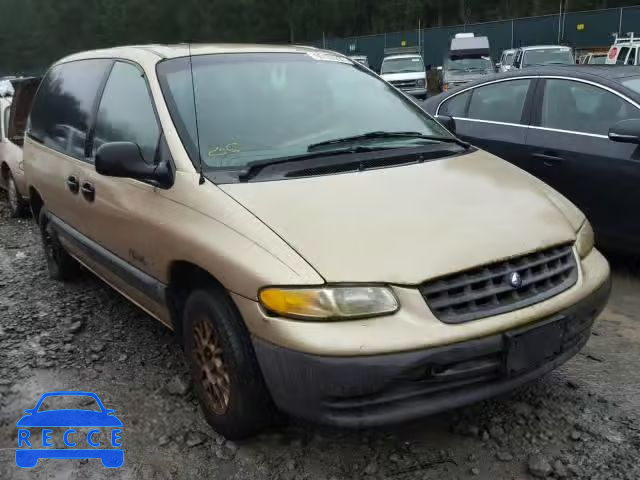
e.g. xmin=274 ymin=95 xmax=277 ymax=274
xmin=7 ymin=173 xmax=27 ymax=217
xmin=39 ymin=209 xmax=79 ymax=281
xmin=183 ymin=286 xmax=276 ymax=439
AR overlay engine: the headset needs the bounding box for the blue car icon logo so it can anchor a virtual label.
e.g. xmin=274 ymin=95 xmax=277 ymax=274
xmin=15 ymin=391 xmax=123 ymax=468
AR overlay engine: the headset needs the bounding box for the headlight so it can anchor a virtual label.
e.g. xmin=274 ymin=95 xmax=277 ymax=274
xmin=416 ymin=79 xmax=426 ymax=87
xmin=259 ymin=286 xmax=399 ymax=321
xmin=576 ymin=220 xmax=594 ymax=258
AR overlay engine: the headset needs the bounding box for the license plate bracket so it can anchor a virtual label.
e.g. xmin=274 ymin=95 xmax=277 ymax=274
xmin=504 ymin=317 xmax=566 ymax=377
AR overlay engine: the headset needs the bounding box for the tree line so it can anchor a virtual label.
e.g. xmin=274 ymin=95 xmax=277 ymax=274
xmin=1 ymin=0 xmax=638 ymax=74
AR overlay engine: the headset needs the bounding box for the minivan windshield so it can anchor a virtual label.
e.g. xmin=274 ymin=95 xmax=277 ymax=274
xmin=381 ymin=57 xmax=425 ymax=74
xmin=157 ymin=53 xmax=448 ymax=172
xmin=446 ymin=57 xmax=493 ymax=72
xmin=523 ymin=48 xmax=574 ymax=66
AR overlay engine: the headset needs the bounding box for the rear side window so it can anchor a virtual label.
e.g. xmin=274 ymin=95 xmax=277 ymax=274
xmin=28 ymin=59 xmax=111 ymax=160
xmin=439 ymin=90 xmax=470 ymax=117
xmin=467 ymin=79 xmax=531 ymax=124
xmin=92 ymin=62 xmax=160 ymax=164
xmin=616 ymin=47 xmax=630 ymax=65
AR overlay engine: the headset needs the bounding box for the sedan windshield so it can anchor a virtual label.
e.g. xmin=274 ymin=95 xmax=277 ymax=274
xmin=523 ymin=49 xmax=574 ymax=66
xmin=157 ymin=53 xmax=447 ymax=171
xmin=381 ymin=57 xmax=425 ymax=74
xmin=446 ymin=57 xmax=493 ymax=72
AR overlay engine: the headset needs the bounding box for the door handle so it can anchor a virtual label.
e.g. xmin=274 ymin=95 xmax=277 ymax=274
xmin=66 ymin=175 xmax=79 ymax=194
xmin=532 ymin=152 xmax=564 ymax=167
xmin=80 ymin=182 xmax=95 ymax=202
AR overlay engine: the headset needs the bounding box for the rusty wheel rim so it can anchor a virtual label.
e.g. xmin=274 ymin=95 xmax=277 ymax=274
xmin=193 ymin=316 xmax=231 ymax=415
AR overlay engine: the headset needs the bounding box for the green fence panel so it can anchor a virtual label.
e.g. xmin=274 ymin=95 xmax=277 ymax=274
xmin=621 ymin=6 xmax=640 ymax=35
xmin=563 ymin=8 xmax=620 ymax=49
xmin=465 ymin=20 xmax=514 ymax=61
xmin=318 ymin=7 xmax=640 ymax=72
xmin=385 ymin=29 xmax=420 ymax=49
xmin=513 ymin=15 xmax=560 ymax=48
xmin=423 ymin=26 xmax=466 ymax=67
xmin=355 ymin=34 xmax=387 ymax=71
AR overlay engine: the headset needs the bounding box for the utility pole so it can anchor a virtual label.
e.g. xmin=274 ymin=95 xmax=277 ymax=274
xmin=557 ymin=0 xmax=564 ymax=44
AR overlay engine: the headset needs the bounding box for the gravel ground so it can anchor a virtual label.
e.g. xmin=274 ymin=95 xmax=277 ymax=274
xmin=1 ymin=194 xmax=639 ymax=480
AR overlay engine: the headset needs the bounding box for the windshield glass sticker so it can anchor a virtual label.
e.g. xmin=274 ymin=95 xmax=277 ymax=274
xmin=306 ymin=51 xmax=352 ymax=64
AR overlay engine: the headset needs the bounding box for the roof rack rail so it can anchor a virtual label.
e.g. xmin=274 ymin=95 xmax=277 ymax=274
xmin=383 ymin=46 xmax=421 ymax=57
xmin=613 ymin=32 xmax=640 ymax=45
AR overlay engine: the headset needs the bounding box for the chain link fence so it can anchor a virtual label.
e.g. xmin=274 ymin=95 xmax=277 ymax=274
xmin=316 ymin=6 xmax=640 ymax=71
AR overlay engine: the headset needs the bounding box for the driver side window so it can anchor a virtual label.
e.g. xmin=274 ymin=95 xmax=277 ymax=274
xmin=540 ymin=79 xmax=640 ymax=135
xmin=92 ymin=61 xmax=160 ymax=164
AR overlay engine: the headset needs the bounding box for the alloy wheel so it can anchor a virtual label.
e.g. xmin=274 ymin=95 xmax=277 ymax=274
xmin=192 ymin=316 xmax=231 ymax=415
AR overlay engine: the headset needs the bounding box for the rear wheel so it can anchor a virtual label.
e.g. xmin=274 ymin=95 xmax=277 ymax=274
xmin=183 ymin=286 xmax=276 ymax=439
xmin=39 ymin=209 xmax=79 ymax=281
xmin=6 ymin=173 xmax=27 ymax=217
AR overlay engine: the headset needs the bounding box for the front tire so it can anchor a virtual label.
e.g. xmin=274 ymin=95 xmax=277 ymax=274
xmin=183 ymin=286 xmax=276 ymax=439
xmin=6 ymin=173 xmax=27 ymax=217
xmin=39 ymin=209 xmax=79 ymax=281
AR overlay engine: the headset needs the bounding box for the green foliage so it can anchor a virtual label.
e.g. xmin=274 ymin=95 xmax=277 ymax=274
xmin=0 ymin=0 xmax=637 ymax=74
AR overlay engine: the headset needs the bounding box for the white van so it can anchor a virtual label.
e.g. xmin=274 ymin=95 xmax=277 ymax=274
xmin=380 ymin=52 xmax=427 ymax=99
xmin=606 ymin=33 xmax=640 ymax=65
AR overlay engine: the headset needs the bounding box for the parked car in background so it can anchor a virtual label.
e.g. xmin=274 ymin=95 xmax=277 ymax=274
xmin=441 ymin=33 xmax=494 ymax=91
xmin=497 ymin=48 xmax=517 ymax=72
xmin=512 ymin=45 xmax=575 ymax=69
xmin=24 ymin=45 xmax=609 ymax=439
xmin=349 ymin=55 xmax=369 ymax=68
xmin=0 ymin=76 xmax=15 ymax=97
xmin=606 ymin=33 xmax=640 ymax=65
xmin=424 ymin=66 xmax=640 ymax=255
xmin=581 ymin=53 xmax=607 ymax=65
xmin=0 ymin=77 xmax=39 ymax=216
xmin=380 ymin=49 xmax=427 ymax=99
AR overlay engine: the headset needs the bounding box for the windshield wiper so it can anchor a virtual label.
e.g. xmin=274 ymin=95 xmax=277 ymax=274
xmin=307 ymin=131 xmax=470 ymax=151
xmin=237 ymin=146 xmax=389 ymax=182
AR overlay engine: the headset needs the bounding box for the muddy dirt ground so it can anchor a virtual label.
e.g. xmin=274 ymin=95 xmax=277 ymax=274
xmin=0 ymin=196 xmax=639 ymax=480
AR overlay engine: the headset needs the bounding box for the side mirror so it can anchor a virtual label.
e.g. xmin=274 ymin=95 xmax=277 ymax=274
xmin=435 ymin=115 xmax=456 ymax=135
xmin=96 ymin=142 xmax=173 ymax=188
xmin=609 ymin=119 xmax=640 ymax=144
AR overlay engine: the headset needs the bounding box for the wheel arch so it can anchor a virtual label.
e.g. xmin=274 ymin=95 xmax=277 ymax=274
xmin=28 ymin=186 xmax=44 ymax=223
xmin=166 ymin=260 xmax=230 ymax=342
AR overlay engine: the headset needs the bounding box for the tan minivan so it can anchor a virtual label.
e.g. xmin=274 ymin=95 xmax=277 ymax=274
xmin=23 ymin=45 xmax=611 ymax=439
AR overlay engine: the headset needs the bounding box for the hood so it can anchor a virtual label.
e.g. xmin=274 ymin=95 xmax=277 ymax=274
xmin=444 ymin=70 xmax=491 ymax=84
xmin=381 ymin=72 xmax=425 ymax=82
xmin=221 ymin=151 xmax=579 ymax=284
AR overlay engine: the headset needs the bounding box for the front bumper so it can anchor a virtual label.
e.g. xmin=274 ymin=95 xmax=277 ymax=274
xmin=253 ymin=276 xmax=611 ymax=428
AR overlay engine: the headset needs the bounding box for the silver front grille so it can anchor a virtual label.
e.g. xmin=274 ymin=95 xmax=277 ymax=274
xmin=420 ymin=245 xmax=578 ymax=324
xmin=390 ymin=79 xmax=418 ymax=89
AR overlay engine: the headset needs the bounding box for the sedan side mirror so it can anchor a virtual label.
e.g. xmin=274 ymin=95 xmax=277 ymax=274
xmin=609 ymin=119 xmax=640 ymax=144
xmin=435 ymin=115 xmax=456 ymax=135
xmin=96 ymin=142 xmax=172 ymax=188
